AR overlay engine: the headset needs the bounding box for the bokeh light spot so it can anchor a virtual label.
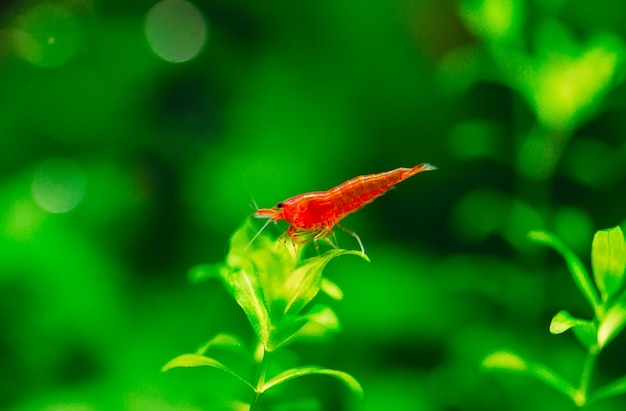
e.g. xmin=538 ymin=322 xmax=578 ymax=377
xmin=4 ymin=198 xmax=46 ymax=241
xmin=521 ymin=31 xmax=624 ymax=131
xmin=31 ymin=158 xmax=86 ymax=214
xmin=531 ymin=47 xmax=619 ymax=130
xmin=459 ymin=0 xmax=522 ymax=42
xmin=145 ymin=0 xmax=207 ymax=63
xmin=14 ymin=3 xmax=83 ymax=67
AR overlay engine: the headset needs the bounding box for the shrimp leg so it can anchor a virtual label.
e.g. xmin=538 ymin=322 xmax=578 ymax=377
xmin=313 ymin=228 xmax=339 ymax=250
xmin=287 ymin=226 xmax=339 ymax=253
xmin=336 ymin=224 xmax=365 ymax=255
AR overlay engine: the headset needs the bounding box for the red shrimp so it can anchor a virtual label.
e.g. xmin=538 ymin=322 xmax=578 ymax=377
xmin=252 ymin=163 xmax=436 ymax=253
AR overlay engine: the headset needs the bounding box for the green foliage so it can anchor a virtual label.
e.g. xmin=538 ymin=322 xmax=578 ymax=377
xmin=163 ymin=219 xmax=367 ymax=409
xmin=528 ymin=230 xmax=601 ymax=317
xmin=592 ymin=228 xmax=626 ymax=302
xmin=4 ymin=0 xmax=626 ymax=409
xmin=483 ymin=226 xmax=626 ymax=407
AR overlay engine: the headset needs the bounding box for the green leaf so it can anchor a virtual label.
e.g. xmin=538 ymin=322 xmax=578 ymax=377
xmin=550 ymin=310 xmax=580 ymax=334
xmin=302 ymin=305 xmax=341 ymax=334
xmin=548 ymin=310 xmax=597 ymax=349
xmin=226 ymin=218 xmax=298 ymax=317
xmin=598 ymin=298 xmax=626 ymax=348
xmin=550 ymin=310 xmax=578 ymax=334
xmin=229 ymin=269 xmax=270 ymax=347
xmin=529 ymin=230 xmax=601 ymax=316
xmin=221 ymin=219 xmax=367 ymax=349
xmin=229 ymin=218 xmax=280 ymax=256
xmin=283 ymin=249 xmax=367 ymax=316
xmin=283 ymin=258 xmax=326 ymax=316
xmin=196 ymin=332 xmax=247 ymax=356
xmin=262 ymin=366 xmax=363 ymax=398
xmin=482 ymin=351 xmax=528 ymax=371
xmin=592 ymin=226 xmax=626 ymax=301
xmin=282 ymin=305 xmax=342 ymax=348
xmin=161 ymin=354 xmax=254 ymax=390
xmin=482 ymin=350 xmax=579 ymax=404
xmin=590 ymin=374 xmax=626 ymax=403
xmin=267 ymin=305 xmax=342 ymax=351
xmin=320 ymin=278 xmax=344 ymax=300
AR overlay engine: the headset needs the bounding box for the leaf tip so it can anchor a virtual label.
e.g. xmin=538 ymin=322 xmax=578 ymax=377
xmin=482 ymin=351 xmax=528 ymax=371
xmin=528 ymin=230 xmax=551 ymax=243
xmin=549 ymin=310 xmax=575 ymax=335
xmin=161 ymin=359 xmax=177 ymax=373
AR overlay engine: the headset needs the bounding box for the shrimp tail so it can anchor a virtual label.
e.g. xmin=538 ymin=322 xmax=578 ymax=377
xmin=327 ymin=163 xmax=436 ymax=221
xmin=402 ymin=163 xmax=437 ymax=180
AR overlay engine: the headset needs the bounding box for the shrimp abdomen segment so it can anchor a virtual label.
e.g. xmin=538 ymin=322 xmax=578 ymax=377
xmin=329 ymin=163 xmax=435 ymax=220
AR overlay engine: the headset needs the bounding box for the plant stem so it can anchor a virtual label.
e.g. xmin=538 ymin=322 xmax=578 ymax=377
xmin=576 ymin=348 xmax=599 ymax=407
xmin=250 ymin=345 xmax=271 ymax=411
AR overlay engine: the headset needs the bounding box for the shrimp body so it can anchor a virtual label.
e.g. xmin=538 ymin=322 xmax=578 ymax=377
xmin=254 ymin=163 xmax=436 ymax=252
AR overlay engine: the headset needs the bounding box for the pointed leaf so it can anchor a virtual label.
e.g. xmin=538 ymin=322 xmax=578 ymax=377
xmin=550 ymin=310 xmax=579 ymax=334
xmin=598 ymin=299 xmax=626 ymax=348
xmin=162 ymin=353 xmax=225 ymax=371
xmin=284 ymin=250 xmax=367 ymax=316
xmin=550 ymin=311 xmax=576 ymax=334
xmin=482 ymin=351 xmax=528 ymax=371
xmin=282 ymin=259 xmax=326 ymax=316
xmin=226 ymin=219 xmax=298 ymax=317
xmin=268 ymin=305 xmax=342 ymax=351
xmin=321 ymin=278 xmax=344 ymax=300
xmin=528 ymin=362 xmax=581 ymax=405
xmin=529 ymin=230 xmax=601 ymax=315
xmin=262 ymin=366 xmax=363 ymax=398
xmin=548 ymin=311 xmax=597 ymax=349
xmin=482 ymin=351 xmax=578 ymax=402
xmin=229 ymin=218 xmax=278 ymax=255
xmin=302 ymin=305 xmax=341 ymax=334
xmin=229 ymin=269 xmax=270 ymax=346
xmin=266 ymin=315 xmax=310 ymax=351
xmin=279 ymin=305 xmax=341 ymax=349
xmin=592 ymin=226 xmax=626 ymax=301
xmin=549 ymin=311 xmax=590 ymax=335
xmin=161 ymin=354 xmax=254 ymax=390
xmin=196 ymin=333 xmax=247 ymax=356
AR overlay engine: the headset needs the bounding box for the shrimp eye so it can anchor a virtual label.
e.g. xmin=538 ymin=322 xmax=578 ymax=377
xmin=276 ymin=202 xmax=284 ymax=209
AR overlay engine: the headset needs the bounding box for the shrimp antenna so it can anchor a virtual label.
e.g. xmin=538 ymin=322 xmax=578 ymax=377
xmin=248 ymin=194 xmax=260 ymax=211
xmin=244 ymin=218 xmax=273 ymax=252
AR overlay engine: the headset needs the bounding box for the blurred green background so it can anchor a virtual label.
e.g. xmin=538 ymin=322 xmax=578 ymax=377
xmin=1 ymin=0 xmax=626 ymax=410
